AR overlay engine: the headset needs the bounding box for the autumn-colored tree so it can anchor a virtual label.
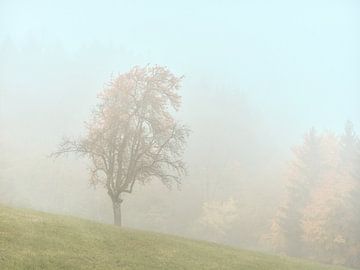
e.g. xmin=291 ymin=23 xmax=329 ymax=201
xmin=195 ymin=197 xmax=240 ymax=243
xmin=273 ymin=122 xmax=360 ymax=268
xmin=302 ymin=123 xmax=360 ymax=268
xmin=338 ymin=122 xmax=360 ymax=268
xmin=53 ymin=65 xmax=189 ymax=226
xmin=270 ymin=128 xmax=323 ymax=257
xmin=348 ymin=165 xmax=360 ymax=268
xmin=301 ymin=132 xmax=344 ymax=263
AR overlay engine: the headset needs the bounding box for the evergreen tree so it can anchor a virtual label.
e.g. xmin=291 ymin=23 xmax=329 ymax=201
xmin=301 ymin=122 xmax=360 ymax=268
xmin=301 ymin=132 xmax=342 ymax=263
xmin=271 ymin=123 xmax=360 ymax=268
xmin=271 ymin=128 xmax=323 ymax=257
xmin=340 ymin=122 xmax=360 ymax=268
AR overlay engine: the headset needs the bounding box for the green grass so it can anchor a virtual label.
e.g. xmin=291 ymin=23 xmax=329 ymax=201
xmin=0 ymin=205 xmax=351 ymax=270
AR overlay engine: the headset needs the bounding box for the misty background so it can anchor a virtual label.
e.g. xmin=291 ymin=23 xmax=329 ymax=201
xmin=0 ymin=0 xmax=359 ymax=256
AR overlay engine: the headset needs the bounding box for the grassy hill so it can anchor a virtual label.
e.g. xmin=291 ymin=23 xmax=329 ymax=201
xmin=0 ymin=205 xmax=351 ymax=270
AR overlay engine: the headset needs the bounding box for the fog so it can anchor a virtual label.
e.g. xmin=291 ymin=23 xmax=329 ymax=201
xmin=1 ymin=0 xmax=360 ymax=268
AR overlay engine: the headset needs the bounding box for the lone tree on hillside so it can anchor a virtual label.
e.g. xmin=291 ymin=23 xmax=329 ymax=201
xmin=53 ymin=65 xmax=189 ymax=226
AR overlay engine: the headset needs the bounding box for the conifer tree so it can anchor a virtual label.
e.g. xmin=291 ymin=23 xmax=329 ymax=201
xmin=271 ymin=128 xmax=323 ymax=257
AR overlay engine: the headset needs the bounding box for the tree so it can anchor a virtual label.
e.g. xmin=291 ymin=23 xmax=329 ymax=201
xmin=270 ymin=128 xmax=323 ymax=257
xmin=195 ymin=197 xmax=240 ymax=243
xmin=53 ymin=65 xmax=189 ymax=226
xmin=270 ymin=123 xmax=360 ymax=268
xmin=336 ymin=121 xmax=360 ymax=267
xmin=302 ymin=123 xmax=360 ymax=267
xmin=301 ymin=132 xmax=343 ymax=263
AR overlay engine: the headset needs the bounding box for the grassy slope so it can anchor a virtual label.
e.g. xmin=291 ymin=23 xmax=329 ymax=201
xmin=0 ymin=205 xmax=350 ymax=270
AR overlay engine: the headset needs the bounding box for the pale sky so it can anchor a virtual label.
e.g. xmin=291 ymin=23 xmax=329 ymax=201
xmin=1 ymin=0 xmax=359 ymax=136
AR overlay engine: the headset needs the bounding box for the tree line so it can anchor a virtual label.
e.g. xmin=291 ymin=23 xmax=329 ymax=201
xmin=270 ymin=122 xmax=360 ymax=268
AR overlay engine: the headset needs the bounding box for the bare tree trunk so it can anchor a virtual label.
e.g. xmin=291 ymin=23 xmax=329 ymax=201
xmin=112 ymin=200 xmax=122 ymax=227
